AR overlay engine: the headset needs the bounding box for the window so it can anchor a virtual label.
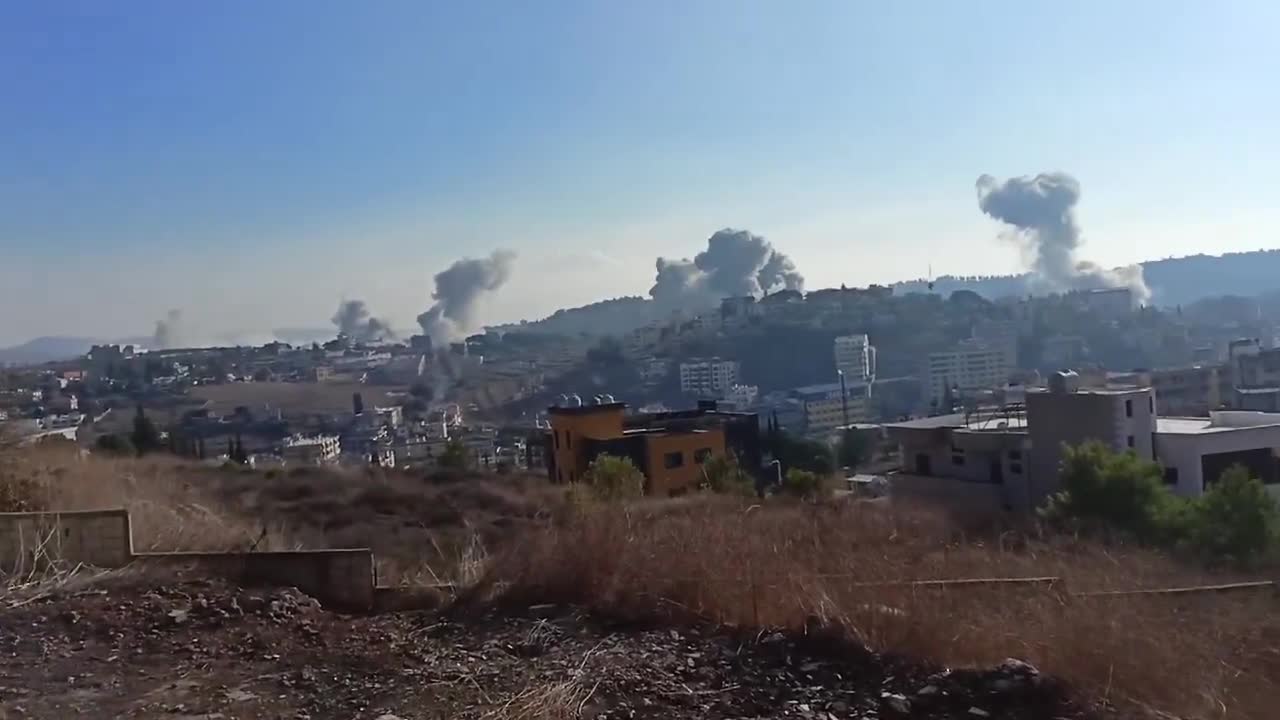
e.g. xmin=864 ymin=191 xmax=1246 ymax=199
xmin=569 ymin=471 xmax=575 ymax=483
xmin=1148 ymin=396 xmax=1154 ymax=413
xmin=1127 ymin=435 xmax=1135 ymax=448
xmin=1010 ymin=462 xmax=1023 ymax=474
xmin=952 ymin=454 xmax=965 ymax=466
xmin=694 ymin=448 xmax=713 ymax=464
xmin=553 ymin=431 xmax=560 ymax=450
xmin=664 ymin=451 xmax=684 ymax=469
xmin=1008 ymin=449 xmax=1022 ymax=460
xmin=1125 ymin=399 xmax=1133 ymax=418
xmin=1163 ymin=467 xmax=1179 ymax=486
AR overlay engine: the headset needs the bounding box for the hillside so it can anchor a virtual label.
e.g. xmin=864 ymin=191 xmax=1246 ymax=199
xmin=892 ymin=248 xmax=1280 ymax=306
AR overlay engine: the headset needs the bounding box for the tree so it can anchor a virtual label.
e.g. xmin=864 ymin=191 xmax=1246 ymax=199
xmin=130 ymin=405 xmax=162 ymax=456
xmin=583 ymin=454 xmax=645 ymax=501
xmin=837 ymin=428 xmax=871 ymax=470
xmin=95 ymin=433 xmax=135 ymax=456
xmin=782 ymin=468 xmax=831 ymax=502
xmin=700 ymin=452 xmax=754 ymax=496
xmin=438 ymin=439 xmax=470 ymax=471
xmin=1041 ymin=441 xmax=1179 ymax=542
xmin=1191 ymin=466 xmax=1280 ymax=563
xmin=773 ymin=430 xmax=836 ymax=476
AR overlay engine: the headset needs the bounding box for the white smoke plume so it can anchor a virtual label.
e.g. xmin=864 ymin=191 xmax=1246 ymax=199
xmin=649 ymin=228 xmax=805 ymax=308
xmin=976 ymin=172 xmax=1150 ymax=304
xmin=331 ymin=300 xmax=396 ymax=344
xmin=152 ymin=309 xmax=184 ymax=349
xmin=417 ymin=250 xmax=516 ymax=344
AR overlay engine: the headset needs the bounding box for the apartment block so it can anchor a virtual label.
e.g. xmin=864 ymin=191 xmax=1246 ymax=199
xmin=927 ymin=340 xmax=1012 ymax=409
xmin=679 ymin=357 xmax=739 ymax=397
xmin=833 ymin=334 xmax=876 ymax=384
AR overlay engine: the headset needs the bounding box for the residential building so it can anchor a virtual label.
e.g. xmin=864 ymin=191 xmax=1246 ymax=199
xmin=1041 ymin=335 xmax=1087 ymax=368
xmin=927 ymin=340 xmax=1012 ymax=409
xmin=792 ymin=382 xmax=871 ymax=439
xmin=545 ymin=399 xmax=761 ymax=497
xmin=1070 ymin=287 xmax=1134 ymax=317
xmin=1147 ymin=365 xmax=1229 ymax=416
xmin=720 ymin=296 xmax=761 ymax=329
xmin=971 ymin=320 xmax=1019 ymax=369
xmin=1025 ymin=376 xmax=1156 ymax=505
xmin=885 ymin=410 xmax=1028 ymax=511
xmin=1154 ymin=412 xmax=1280 ymax=500
xmin=1235 ymin=346 xmax=1280 ymax=389
xmin=679 ymin=357 xmax=739 ymax=397
xmin=833 ymin=334 xmax=876 ymax=384
xmin=722 ymin=384 xmax=759 ymax=411
xmin=280 ymin=434 xmax=341 ymax=466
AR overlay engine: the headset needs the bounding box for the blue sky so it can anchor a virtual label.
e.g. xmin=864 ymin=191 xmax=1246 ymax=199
xmin=2 ymin=1 xmax=1277 ymax=344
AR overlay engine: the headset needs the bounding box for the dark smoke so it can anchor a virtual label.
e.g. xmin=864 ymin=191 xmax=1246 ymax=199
xmin=331 ymin=300 xmax=396 ymax=344
xmin=649 ymin=229 xmax=805 ymax=308
xmin=976 ymin=172 xmax=1149 ymax=303
xmin=153 ymin=309 xmax=184 ymax=349
xmin=417 ymin=250 xmax=516 ymax=343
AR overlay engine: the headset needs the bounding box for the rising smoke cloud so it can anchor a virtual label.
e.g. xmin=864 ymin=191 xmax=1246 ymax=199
xmin=976 ymin=172 xmax=1150 ymax=304
xmin=649 ymin=228 xmax=804 ymax=308
xmin=152 ymin=309 xmax=184 ymax=349
xmin=331 ymin=300 xmax=396 ymax=344
xmin=417 ymin=250 xmax=516 ymax=344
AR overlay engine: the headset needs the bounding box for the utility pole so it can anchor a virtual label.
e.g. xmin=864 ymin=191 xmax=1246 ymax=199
xmin=838 ymin=369 xmax=850 ymax=431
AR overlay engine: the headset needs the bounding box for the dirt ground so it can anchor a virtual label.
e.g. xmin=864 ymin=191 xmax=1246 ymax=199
xmin=0 ymin=574 xmax=1096 ymax=720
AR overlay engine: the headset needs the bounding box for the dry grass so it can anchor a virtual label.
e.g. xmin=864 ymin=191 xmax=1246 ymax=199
xmin=1 ymin=442 xmax=293 ymax=552
xmin=481 ymin=496 xmax=1280 ymax=719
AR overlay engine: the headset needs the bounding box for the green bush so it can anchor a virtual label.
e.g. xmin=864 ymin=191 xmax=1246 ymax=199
xmin=1042 ymin=442 xmax=1280 ymax=564
xmin=781 ymin=468 xmax=831 ymax=502
xmin=583 ymin=454 xmax=645 ymax=501
xmin=699 ymin=453 xmax=755 ymax=496
xmin=1190 ymin=466 xmax=1280 ymax=564
xmin=1042 ymin=441 xmax=1179 ymax=542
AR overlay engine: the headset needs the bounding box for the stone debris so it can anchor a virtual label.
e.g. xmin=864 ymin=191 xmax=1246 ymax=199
xmin=0 ymin=577 xmax=1098 ymax=719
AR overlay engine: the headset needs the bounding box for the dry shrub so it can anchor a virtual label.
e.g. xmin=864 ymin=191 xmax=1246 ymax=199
xmin=0 ymin=443 xmax=290 ymax=552
xmin=486 ymin=496 xmax=1279 ymax=719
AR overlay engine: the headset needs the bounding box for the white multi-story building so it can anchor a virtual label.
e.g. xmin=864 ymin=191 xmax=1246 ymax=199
xmin=679 ymin=358 xmax=739 ymax=397
xmin=281 ymin=433 xmax=341 ymax=466
xmin=928 ymin=340 xmax=1012 ymax=409
xmin=834 ymin=334 xmax=876 ymax=384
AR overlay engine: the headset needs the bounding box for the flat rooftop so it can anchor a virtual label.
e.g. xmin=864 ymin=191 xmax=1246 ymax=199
xmin=1156 ymin=415 xmax=1280 ymax=435
xmin=885 ymin=412 xmax=1027 ymax=432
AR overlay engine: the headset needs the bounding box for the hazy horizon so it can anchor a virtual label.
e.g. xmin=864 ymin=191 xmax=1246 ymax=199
xmin=4 ymin=2 xmax=1278 ymax=345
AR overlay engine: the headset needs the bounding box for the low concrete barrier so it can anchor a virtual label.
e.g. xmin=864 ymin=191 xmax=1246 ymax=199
xmin=0 ymin=509 xmax=133 ymax=573
xmin=135 ymin=549 xmax=376 ymax=611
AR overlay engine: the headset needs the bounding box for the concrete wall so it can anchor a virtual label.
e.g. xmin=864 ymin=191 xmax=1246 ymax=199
xmin=889 ymin=473 xmax=1005 ymax=514
xmin=0 ymin=509 xmax=132 ymax=572
xmin=1027 ymin=388 xmax=1155 ymax=504
xmin=1156 ymin=425 xmax=1280 ymax=500
xmin=137 ymin=549 xmax=375 ymax=611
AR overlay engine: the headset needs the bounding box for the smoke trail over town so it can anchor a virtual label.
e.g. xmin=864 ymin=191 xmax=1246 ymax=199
xmin=152 ymin=309 xmax=184 ymax=349
xmin=976 ymin=172 xmax=1150 ymax=303
xmin=331 ymin=300 xmax=396 ymax=344
xmin=650 ymin=228 xmax=804 ymax=308
xmin=417 ymin=250 xmax=516 ymax=344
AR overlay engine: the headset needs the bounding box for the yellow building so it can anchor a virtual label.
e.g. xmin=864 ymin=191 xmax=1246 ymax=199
xmin=546 ymin=400 xmax=760 ymax=497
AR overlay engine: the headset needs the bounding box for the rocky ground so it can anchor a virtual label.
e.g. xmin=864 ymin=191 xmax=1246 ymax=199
xmin=0 ymin=575 xmax=1100 ymax=719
